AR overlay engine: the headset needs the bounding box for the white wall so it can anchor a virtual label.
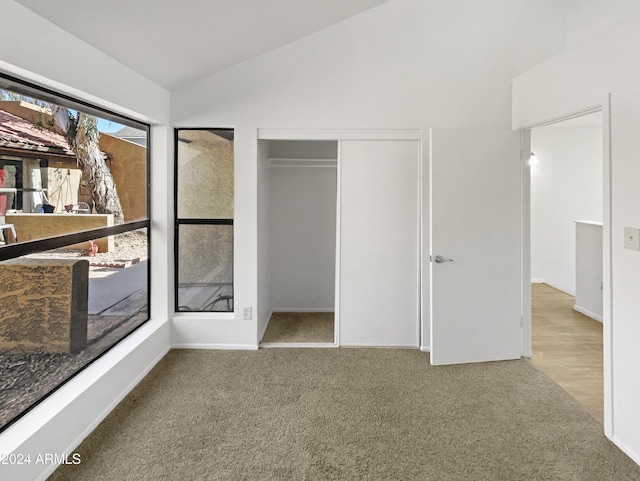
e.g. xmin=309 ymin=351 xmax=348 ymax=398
xmin=575 ymin=221 xmax=604 ymax=320
xmin=0 ymin=2 xmax=172 ymax=479
xmin=267 ymin=140 xmax=337 ymax=315
xmin=513 ymin=1 xmax=640 ymax=465
xmin=269 ymin=164 xmax=337 ymax=312
xmin=531 ymin=125 xmax=602 ymax=294
xmin=171 ymin=0 xmax=567 ymax=349
xmin=257 ymin=140 xmax=272 ymax=340
xmin=565 ymin=0 xmax=640 ymax=48
xmin=268 ymin=140 xmax=338 ymax=160
xmin=0 ymin=3 xmax=168 ymax=124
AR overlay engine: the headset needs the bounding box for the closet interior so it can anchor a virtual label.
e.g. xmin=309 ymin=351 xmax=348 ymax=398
xmin=258 ymin=140 xmax=338 ymax=345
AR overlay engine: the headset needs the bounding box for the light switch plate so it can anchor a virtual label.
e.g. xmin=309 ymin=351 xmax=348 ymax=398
xmin=624 ymin=227 xmax=640 ymax=251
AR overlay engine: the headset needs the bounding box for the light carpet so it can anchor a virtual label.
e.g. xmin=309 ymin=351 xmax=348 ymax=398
xmin=49 ymin=349 xmax=640 ymax=481
xmin=262 ymin=312 xmax=334 ymax=343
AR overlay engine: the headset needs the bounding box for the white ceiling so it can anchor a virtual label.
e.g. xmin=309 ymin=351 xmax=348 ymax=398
xmin=15 ymin=0 xmax=391 ymax=91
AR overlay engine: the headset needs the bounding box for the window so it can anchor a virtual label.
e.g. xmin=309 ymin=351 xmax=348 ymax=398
xmin=175 ymin=128 xmax=234 ymax=312
xmin=0 ymin=73 xmax=150 ymax=432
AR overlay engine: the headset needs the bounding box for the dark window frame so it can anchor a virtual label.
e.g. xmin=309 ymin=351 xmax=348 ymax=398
xmin=174 ymin=128 xmax=234 ymax=313
xmin=0 ymin=72 xmax=152 ymax=432
xmin=0 ymin=72 xmax=152 ymax=259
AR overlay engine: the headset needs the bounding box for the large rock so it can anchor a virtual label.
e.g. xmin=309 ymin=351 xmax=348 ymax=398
xmin=0 ymin=259 xmax=88 ymax=353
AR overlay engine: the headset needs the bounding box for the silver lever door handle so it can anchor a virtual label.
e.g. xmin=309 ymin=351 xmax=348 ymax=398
xmin=434 ymin=255 xmax=454 ymax=263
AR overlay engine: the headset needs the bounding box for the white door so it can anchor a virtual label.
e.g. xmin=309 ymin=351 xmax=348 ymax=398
xmin=430 ymin=129 xmax=522 ymax=365
xmin=339 ymin=139 xmax=420 ymax=347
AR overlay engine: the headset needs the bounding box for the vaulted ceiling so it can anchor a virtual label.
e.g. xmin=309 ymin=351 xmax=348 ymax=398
xmin=15 ymin=0 xmax=391 ymax=91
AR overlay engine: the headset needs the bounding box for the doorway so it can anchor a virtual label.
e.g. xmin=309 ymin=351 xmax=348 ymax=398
xmin=0 ymin=158 xmax=23 ymax=211
xmin=259 ymin=140 xmax=338 ymax=346
xmin=527 ymin=111 xmax=605 ymax=420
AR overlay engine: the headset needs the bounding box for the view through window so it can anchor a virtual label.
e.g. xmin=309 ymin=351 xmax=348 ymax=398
xmin=0 ymin=74 xmax=150 ymax=431
xmin=175 ymin=128 xmax=234 ymax=312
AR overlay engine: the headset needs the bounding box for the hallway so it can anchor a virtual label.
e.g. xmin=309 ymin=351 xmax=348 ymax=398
xmin=531 ymin=283 xmax=603 ymax=420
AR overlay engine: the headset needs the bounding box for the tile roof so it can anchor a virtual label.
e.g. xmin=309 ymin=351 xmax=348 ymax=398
xmin=0 ymin=109 xmax=74 ymax=156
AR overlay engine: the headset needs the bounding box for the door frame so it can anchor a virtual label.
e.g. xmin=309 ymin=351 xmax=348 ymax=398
xmin=519 ymin=94 xmax=613 ymax=437
xmin=257 ymin=129 xmax=423 ymax=347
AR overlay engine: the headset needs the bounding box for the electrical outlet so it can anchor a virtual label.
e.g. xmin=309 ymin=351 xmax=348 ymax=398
xmin=624 ymin=227 xmax=640 ymax=251
xmin=242 ymin=306 xmax=252 ymax=320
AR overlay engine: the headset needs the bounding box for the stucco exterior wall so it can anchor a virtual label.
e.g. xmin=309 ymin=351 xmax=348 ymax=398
xmin=99 ymin=134 xmax=147 ymax=222
xmin=6 ymin=213 xmax=114 ymax=252
xmin=176 ymin=131 xmax=234 ymax=291
xmin=177 ymin=132 xmax=233 ymax=219
xmin=0 ymin=258 xmax=88 ymax=353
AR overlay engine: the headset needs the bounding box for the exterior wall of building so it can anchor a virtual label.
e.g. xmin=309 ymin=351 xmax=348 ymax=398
xmin=6 ymin=212 xmax=114 ymax=252
xmin=99 ymin=134 xmax=147 ymax=222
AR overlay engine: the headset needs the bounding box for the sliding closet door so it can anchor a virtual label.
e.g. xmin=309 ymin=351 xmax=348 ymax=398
xmin=339 ymin=140 xmax=420 ymax=346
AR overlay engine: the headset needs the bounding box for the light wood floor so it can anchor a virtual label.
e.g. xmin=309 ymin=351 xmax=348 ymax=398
xmin=531 ymin=283 xmax=603 ymax=421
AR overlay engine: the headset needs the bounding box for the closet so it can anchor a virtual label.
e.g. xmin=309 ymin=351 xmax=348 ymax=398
xmin=257 ymin=132 xmax=421 ymax=348
xmin=261 ymin=140 xmax=338 ymax=344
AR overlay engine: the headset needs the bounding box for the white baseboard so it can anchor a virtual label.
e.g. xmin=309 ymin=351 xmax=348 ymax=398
xmin=530 ymin=278 xmax=545 ymax=284
xmin=260 ymin=342 xmax=338 ymax=348
xmin=612 ymin=435 xmax=640 ymax=470
xmin=420 ymin=345 xmax=431 ymax=352
xmin=171 ymin=343 xmax=259 ymax=350
xmin=573 ymin=304 xmax=603 ymax=323
xmin=340 ymin=343 xmax=418 ymax=348
xmin=272 ymin=308 xmax=335 ymax=313
xmin=543 ymin=282 xmax=574 ymax=296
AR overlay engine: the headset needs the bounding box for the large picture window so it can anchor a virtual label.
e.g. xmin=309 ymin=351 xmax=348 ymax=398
xmin=175 ymin=128 xmax=234 ymax=312
xmin=0 ymin=73 xmax=150 ymax=432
